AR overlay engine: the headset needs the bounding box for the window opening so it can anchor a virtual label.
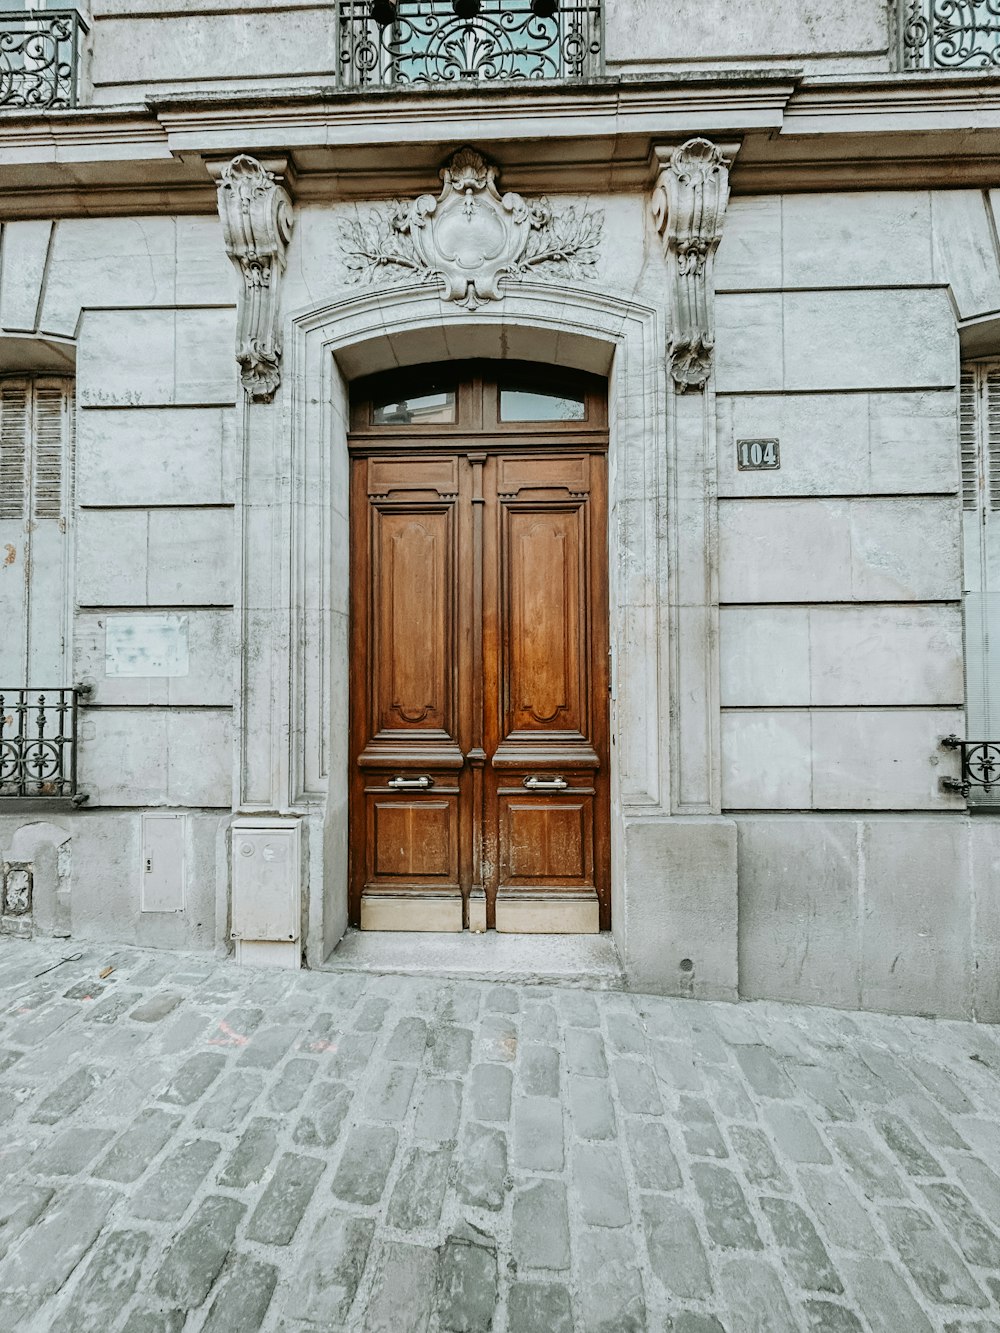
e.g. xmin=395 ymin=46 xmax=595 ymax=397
xmin=960 ymin=361 xmax=1000 ymax=805
xmin=373 ymin=389 xmax=457 ymax=426
xmin=499 ymin=385 xmax=587 ymax=422
xmin=0 ymin=375 xmax=75 ymax=685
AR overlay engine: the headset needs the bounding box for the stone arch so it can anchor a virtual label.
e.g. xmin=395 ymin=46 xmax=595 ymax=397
xmin=0 ymin=334 xmax=76 ymax=374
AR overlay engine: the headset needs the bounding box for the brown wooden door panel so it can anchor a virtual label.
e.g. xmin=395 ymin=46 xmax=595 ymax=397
xmin=504 ymin=506 xmax=587 ymax=736
xmin=496 ymin=453 xmax=590 ymax=497
xmin=368 ymin=796 xmax=460 ymax=886
xmin=368 ymin=455 xmax=459 ymax=499
xmin=349 ymin=370 xmax=609 ymax=931
xmin=371 ymin=505 xmax=454 ymax=737
xmin=501 ymin=795 xmax=593 ymax=884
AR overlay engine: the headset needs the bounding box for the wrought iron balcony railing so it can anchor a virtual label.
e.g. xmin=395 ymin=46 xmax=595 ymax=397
xmin=0 ymin=9 xmax=87 ymax=110
xmin=338 ymin=0 xmax=602 ymax=88
xmin=0 ymin=687 xmax=87 ymax=802
xmin=895 ymin=0 xmax=1000 ymax=69
xmin=941 ymin=734 xmax=1000 ymax=796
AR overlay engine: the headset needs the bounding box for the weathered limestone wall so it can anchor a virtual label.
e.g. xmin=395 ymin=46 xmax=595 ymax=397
xmin=735 ymin=814 xmax=1000 ymax=1022
xmin=715 ymin=187 xmax=1000 ymax=1019
xmin=88 ymin=0 xmax=341 ymax=103
xmin=605 ymin=0 xmax=890 ymax=73
xmin=0 ymin=214 xmax=238 ymax=949
xmin=715 ymin=190 xmax=969 ymax=812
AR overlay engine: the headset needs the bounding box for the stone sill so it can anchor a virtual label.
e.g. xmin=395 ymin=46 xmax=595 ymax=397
xmin=323 ymin=927 xmax=625 ymax=990
xmin=0 ymin=796 xmax=89 ymax=814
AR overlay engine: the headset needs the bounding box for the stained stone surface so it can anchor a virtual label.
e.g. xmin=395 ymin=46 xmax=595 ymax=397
xmin=0 ymin=938 xmax=999 ymax=1332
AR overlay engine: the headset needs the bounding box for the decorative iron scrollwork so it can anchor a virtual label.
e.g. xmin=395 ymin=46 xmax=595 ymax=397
xmin=0 ymin=687 xmax=86 ymax=801
xmin=895 ymin=0 xmax=1000 ymax=68
xmin=339 ymin=0 xmax=602 ymax=87
xmin=940 ymin=734 xmax=1000 ymax=796
xmin=0 ymin=10 xmax=86 ymax=110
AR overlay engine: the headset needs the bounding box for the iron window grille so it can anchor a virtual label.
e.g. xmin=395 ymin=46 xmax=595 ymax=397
xmin=0 ymin=8 xmax=87 ymax=110
xmin=338 ymin=0 xmax=603 ymax=88
xmin=941 ymin=735 xmax=1000 ymax=797
xmin=894 ymin=0 xmax=1000 ymax=69
xmin=0 ymin=687 xmax=87 ymax=802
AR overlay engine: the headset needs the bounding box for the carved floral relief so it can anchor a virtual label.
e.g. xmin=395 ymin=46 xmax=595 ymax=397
xmin=343 ymin=147 xmax=603 ymax=309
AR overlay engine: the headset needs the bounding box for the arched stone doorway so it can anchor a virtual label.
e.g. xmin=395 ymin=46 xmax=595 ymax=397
xmin=235 ymin=278 xmax=737 ymax=999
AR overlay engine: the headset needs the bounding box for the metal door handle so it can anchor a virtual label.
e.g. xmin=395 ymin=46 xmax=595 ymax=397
xmin=523 ymin=775 xmax=568 ymax=790
xmin=388 ymin=774 xmax=434 ymax=789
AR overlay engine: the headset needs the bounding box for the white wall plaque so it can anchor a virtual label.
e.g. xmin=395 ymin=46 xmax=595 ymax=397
xmin=105 ymin=614 xmax=190 ymax=678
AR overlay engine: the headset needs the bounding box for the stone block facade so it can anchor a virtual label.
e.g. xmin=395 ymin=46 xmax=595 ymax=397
xmin=0 ymin=0 xmax=998 ymax=1020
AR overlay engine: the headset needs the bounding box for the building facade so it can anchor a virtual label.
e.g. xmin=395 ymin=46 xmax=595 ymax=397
xmin=0 ymin=0 xmax=999 ymax=1020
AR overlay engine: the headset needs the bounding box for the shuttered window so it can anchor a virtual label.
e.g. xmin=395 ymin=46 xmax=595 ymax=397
xmin=0 ymin=377 xmax=74 ymax=525
xmin=960 ymin=365 xmax=1000 ymax=513
xmin=960 ymin=362 xmax=1000 ymax=801
xmin=0 ymin=376 xmax=75 ymax=685
xmin=0 ymin=381 xmax=28 ymax=522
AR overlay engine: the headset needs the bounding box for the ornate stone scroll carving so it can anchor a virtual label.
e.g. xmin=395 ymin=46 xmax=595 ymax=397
xmin=343 ymin=147 xmax=603 ymax=309
xmin=651 ymin=138 xmax=732 ymax=392
xmin=217 ymin=155 xmax=294 ymax=402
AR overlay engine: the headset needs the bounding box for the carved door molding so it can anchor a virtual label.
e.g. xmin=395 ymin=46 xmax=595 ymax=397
xmin=348 ymin=362 xmax=610 ymax=933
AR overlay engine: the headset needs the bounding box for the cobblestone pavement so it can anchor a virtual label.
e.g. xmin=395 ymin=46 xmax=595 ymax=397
xmin=1 ymin=939 xmax=1000 ymax=1332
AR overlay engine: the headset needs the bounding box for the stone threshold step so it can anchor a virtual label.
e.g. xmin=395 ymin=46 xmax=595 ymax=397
xmin=320 ymin=928 xmax=625 ymax=990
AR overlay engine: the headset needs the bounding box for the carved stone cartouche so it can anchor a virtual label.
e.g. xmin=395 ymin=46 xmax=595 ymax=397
xmin=651 ymin=138 xmax=732 ymax=392
xmin=217 ymin=155 xmax=294 ymax=402
xmin=344 ymin=147 xmax=603 ymax=307
xmin=2 ymin=864 xmax=30 ymax=916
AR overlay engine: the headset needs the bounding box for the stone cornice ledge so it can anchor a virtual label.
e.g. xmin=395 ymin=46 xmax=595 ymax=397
xmin=1 ymin=71 xmax=1000 ymax=213
xmin=785 ymin=70 xmax=1000 ymax=132
xmin=151 ymin=74 xmax=798 ymax=152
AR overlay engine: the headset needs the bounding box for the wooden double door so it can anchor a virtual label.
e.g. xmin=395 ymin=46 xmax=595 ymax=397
xmin=348 ymin=363 xmax=610 ymax=933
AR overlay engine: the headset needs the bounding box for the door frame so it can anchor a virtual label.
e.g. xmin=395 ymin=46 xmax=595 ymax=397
xmin=345 ymin=360 xmax=612 ymax=931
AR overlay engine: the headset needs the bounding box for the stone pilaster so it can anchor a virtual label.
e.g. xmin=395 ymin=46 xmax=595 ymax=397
xmin=651 ymin=138 xmax=738 ymax=819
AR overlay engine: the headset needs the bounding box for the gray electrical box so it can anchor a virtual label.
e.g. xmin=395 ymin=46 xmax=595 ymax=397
xmin=141 ymin=813 xmax=186 ymax=913
xmin=231 ymin=817 xmax=301 ymax=968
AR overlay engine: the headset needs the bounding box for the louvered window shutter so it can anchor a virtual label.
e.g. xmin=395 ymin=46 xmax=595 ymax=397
xmin=0 ymin=377 xmax=72 ymax=524
xmin=30 ymin=379 xmax=73 ymax=522
xmin=0 ymin=379 xmax=30 ymax=523
xmin=987 ymin=370 xmax=1000 ymax=513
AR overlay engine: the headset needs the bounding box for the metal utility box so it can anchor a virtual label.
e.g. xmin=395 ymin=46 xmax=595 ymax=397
xmin=141 ymin=813 xmax=186 ymax=913
xmin=231 ymin=817 xmax=302 ymax=969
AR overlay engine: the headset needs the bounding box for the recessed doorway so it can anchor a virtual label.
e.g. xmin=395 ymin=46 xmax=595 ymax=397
xmin=348 ymin=361 xmax=610 ymax=933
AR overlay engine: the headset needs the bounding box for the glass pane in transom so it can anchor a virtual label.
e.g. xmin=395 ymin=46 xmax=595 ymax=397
xmin=372 ymin=389 xmax=457 ymax=425
xmin=500 ymin=386 xmax=587 ymax=422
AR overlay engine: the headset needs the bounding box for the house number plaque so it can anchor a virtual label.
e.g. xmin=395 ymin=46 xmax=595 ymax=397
xmin=737 ymin=438 xmax=779 ymax=470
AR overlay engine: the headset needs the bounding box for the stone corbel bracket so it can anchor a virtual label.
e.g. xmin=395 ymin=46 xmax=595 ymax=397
xmin=651 ymin=139 xmax=734 ymax=392
xmin=215 ymin=155 xmax=294 ymax=402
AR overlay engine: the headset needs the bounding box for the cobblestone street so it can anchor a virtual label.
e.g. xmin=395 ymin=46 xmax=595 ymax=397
xmin=0 ymin=937 xmax=999 ymax=1332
